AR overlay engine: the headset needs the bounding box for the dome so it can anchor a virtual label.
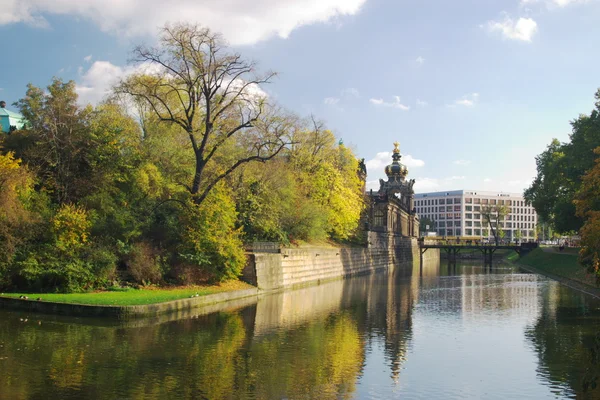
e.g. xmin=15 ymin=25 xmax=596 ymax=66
xmin=385 ymin=142 xmax=408 ymax=180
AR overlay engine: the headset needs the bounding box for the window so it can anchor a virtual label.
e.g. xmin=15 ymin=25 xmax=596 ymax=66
xmin=447 ymin=213 xmax=453 ymax=219
xmin=446 ymin=206 xmax=453 ymax=212
xmin=481 ymin=198 xmax=489 ymax=205
xmin=454 ymin=213 xmax=461 ymax=219
xmin=466 ymin=229 xmax=472 ymax=235
xmin=474 ymin=229 xmax=481 ymax=236
xmin=466 ymin=221 xmax=472 ymax=227
xmin=447 ymin=229 xmax=454 ymax=236
xmin=454 ymin=221 xmax=461 ymax=227
xmin=454 ymin=198 xmax=461 ymax=204
xmin=474 ymin=221 xmax=481 ymax=228
xmin=474 ymin=198 xmax=481 ymax=204
xmin=439 ymin=199 xmax=445 ymax=205
xmin=466 ymin=213 xmax=473 ymax=219
xmin=439 ymin=221 xmax=446 ymax=227
xmin=474 ymin=213 xmax=481 ymax=220
xmin=499 ymin=200 xmax=504 ymax=205
xmin=466 ymin=205 xmax=472 ymax=211
xmin=455 ymin=229 xmax=461 ymax=236
xmin=465 ymin=198 xmax=473 ymax=204
xmin=490 ymin=199 xmax=496 ymax=205
xmin=439 ymin=214 xmax=445 ymax=220
xmin=439 ymin=229 xmax=446 ymax=236
xmin=454 ymin=205 xmax=461 ymax=212
xmin=374 ymin=210 xmax=384 ymax=226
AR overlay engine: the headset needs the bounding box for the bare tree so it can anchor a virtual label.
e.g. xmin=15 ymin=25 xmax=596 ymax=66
xmin=116 ymin=23 xmax=289 ymax=205
xmin=481 ymin=204 xmax=509 ymax=245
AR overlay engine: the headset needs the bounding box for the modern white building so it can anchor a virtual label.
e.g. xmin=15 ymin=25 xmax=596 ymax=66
xmin=414 ymin=190 xmax=538 ymax=241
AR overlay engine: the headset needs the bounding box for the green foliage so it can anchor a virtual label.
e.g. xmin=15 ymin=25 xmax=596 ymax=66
xmin=525 ymin=89 xmax=600 ymax=233
xmin=575 ymin=147 xmax=600 ymax=282
xmin=179 ymin=184 xmax=246 ymax=282
xmin=0 ymin=45 xmax=365 ymax=292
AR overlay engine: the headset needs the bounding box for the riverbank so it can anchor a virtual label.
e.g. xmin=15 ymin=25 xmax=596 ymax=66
xmin=511 ymin=248 xmax=600 ymax=299
xmin=0 ymin=280 xmax=254 ymax=305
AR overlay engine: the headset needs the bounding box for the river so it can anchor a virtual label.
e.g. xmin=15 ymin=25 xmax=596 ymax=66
xmin=1 ymin=261 xmax=599 ymax=399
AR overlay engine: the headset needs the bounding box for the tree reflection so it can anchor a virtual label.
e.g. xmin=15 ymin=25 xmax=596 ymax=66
xmin=526 ymin=285 xmax=600 ymax=399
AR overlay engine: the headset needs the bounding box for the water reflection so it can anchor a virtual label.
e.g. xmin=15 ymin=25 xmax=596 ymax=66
xmin=0 ymin=261 xmax=599 ymax=399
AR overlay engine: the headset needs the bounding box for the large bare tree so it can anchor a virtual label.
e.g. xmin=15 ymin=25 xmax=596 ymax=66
xmin=116 ymin=23 xmax=289 ymax=204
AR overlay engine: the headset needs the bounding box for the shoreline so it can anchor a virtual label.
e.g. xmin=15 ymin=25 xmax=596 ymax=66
xmin=515 ymin=261 xmax=600 ymax=300
xmin=0 ymin=287 xmax=260 ymax=319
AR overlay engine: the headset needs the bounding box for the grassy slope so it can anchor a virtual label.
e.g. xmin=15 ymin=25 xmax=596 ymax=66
xmin=0 ymin=280 xmax=254 ymax=306
xmin=513 ymin=248 xmax=597 ymax=287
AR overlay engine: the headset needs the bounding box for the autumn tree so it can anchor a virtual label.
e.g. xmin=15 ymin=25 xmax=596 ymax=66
xmin=575 ymin=147 xmax=600 ymax=282
xmin=481 ymin=204 xmax=509 ymax=245
xmin=117 ymin=23 xmax=289 ymax=205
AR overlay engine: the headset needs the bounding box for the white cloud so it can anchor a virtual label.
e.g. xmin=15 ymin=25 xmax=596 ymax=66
xmin=323 ymin=87 xmax=359 ymax=109
xmin=1 ymin=0 xmax=366 ymax=46
xmin=369 ymin=96 xmax=410 ymax=111
xmin=416 ymin=56 xmax=425 ymax=65
xmin=365 ymin=151 xmax=424 ymax=179
xmin=521 ymin=0 xmax=592 ymax=8
xmin=483 ymin=178 xmax=492 ymax=182
xmin=323 ymin=97 xmax=340 ymax=105
xmin=75 ymin=59 xmax=268 ymax=106
xmin=487 ymin=16 xmax=538 ymax=42
xmin=453 ymin=159 xmax=471 ymax=166
xmin=416 ymin=99 xmax=428 ymax=107
xmin=414 ymin=178 xmax=440 ymax=192
xmin=84 ymin=54 xmax=92 ymax=63
xmin=450 ymin=93 xmax=479 ymax=107
xmin=75 ymin=60 xmax=163 ymax=105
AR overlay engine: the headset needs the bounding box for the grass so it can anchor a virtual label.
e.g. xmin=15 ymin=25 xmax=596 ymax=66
xmin=515 ymin=247 xmax=597 ymax=287
xmin=0 ymin=280 xmax=255 ymax=306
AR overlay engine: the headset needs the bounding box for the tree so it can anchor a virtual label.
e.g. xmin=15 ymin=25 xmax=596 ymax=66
xmin=481 ymin=204 xmax=509 ymax=245
xmin=9 ymin=79 xmax=94 ymax=204
xmin=117 ymin=23 xmax=290 ymax=205
xmin=514 ymin=228 xmax=523 ymax=243
xmin=575 ymin=147 xmax=600 ymax=282
xmin=419 ymin=216 xmax=436 ymax=234
xmin=525 ymin=89 xmax=600 ymax=233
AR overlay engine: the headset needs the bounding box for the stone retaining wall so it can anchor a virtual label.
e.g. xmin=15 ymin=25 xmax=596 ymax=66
xmin=247 ymin=237 xmax=439 ymax=291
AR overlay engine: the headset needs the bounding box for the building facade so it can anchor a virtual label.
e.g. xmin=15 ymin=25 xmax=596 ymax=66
xmin=414 ymin=190 xmax=537 ymax=241
xmin=0 ymin=101 xmax=27 ymax=133
xmin=364 ymin=142 xmax=419 ymax=239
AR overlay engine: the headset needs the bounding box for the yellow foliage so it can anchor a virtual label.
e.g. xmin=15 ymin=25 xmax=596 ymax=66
xmin=52 ymin=204 xmax=92 ymax=252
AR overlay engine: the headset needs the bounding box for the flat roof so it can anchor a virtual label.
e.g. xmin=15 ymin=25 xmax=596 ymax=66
xmin=414 ymin=189 xmax=525 ymax=198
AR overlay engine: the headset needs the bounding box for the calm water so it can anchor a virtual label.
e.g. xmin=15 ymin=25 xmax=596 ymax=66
xmin=1 ymin=262 xmax=600 ymax=399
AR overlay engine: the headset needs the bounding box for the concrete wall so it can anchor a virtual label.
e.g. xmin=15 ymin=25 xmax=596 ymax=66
xmin=247 ymin=237 xmax=440 ymax=292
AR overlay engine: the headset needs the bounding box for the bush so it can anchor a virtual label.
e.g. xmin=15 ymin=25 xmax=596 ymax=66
xmin=125 ymin=241 xmax=165 ymax=285
xmin=179 ymin=185 xmax=246 ymax=282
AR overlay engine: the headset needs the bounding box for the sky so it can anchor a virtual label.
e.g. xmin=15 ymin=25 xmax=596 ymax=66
xmin=2 ymin=0 xmax=600 ymax=194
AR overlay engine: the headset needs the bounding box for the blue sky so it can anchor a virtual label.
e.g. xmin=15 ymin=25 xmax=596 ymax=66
xmin=2 ymin=0 xmax=599 ymax=193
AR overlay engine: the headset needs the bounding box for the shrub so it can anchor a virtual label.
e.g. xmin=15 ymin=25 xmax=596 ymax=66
xmin=125 ymin=241 xmax=165 ymax=285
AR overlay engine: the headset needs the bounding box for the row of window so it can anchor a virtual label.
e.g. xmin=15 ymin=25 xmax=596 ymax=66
xmin=434 ymin=221 xmax=535 ymax=229
xmin=419 ymin=212 xmax=536 ymax=222
xmin=436 ymin=228 xmax=535 ymax=237
xmin=416 ymin=198 xmax=531 ymax=207
xmin=417 ymin=206 xmax=535 ymax=215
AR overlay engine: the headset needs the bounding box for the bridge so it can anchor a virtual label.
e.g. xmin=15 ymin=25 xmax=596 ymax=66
xmin=418 ymin=239 xmax=539 ymax=267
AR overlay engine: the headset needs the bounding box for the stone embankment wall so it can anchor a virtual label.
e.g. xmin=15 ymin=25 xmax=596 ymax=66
xmin=245 ymin=236 xmax=439 ymax=291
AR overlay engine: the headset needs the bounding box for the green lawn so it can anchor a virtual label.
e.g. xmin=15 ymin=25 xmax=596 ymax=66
xmin=516 ymin=248 xmax=597 ymax=287
xmin=0 ymin=280 xmax=254 ymax=306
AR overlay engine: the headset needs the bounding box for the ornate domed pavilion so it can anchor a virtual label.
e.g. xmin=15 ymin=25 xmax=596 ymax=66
xmin=364 ymin=142 xmax=419 ymax=241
